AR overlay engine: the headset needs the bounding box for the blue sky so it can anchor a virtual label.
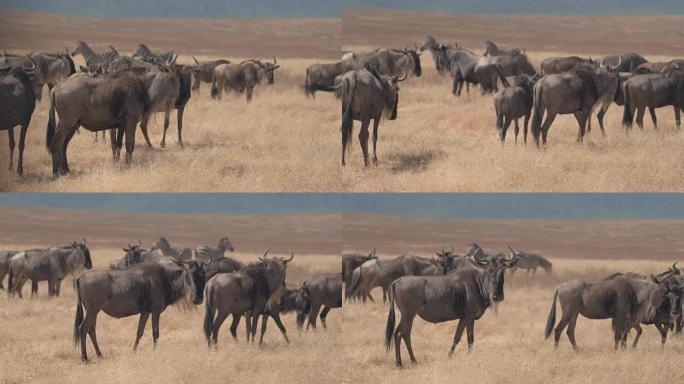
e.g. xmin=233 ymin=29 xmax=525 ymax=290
xmin=2 ymin=193 xmax=684 ymax=219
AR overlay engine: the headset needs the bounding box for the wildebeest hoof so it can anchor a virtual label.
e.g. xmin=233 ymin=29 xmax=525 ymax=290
xmin=159 ymin=142 xmax=165 ymax=148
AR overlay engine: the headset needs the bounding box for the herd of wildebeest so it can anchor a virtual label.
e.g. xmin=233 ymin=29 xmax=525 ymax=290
xmin=1 ymin=236 xmax=342 ymax=362
xmin=2 ymin=36 xmax=683 ymax=177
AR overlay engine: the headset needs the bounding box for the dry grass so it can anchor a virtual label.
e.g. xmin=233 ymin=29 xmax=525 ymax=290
xmin=342 ymin=258 xmax=684 ymax=384
xmin=0 ymin=248 xmax=341 ymax=384
xmin=340 ymin=49 xmax=684 ymax=192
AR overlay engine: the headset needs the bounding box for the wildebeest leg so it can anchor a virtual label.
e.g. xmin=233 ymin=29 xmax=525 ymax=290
xmin=250 ymin=313 xmax=260 ymax=342
xmin=110 ymin=129 xmax=119 ymax=160
xmin=151 ymin=312 xmax=160 ymax=348
xmin=382 ymin=287 xmax=388 ymax=303
xmin=212 ymin=310 xmax=230 ymax=345
xmin=228 ymin=314 xmax=240 ymax=342
xmin=87 ymin=313 xmax=103 ymax=358
xmin=655 ymin=322 xmax=668 ymax=347
xmin=402 ymin=316 xmax=417 ymax=364
xmin=176 ymin=105 xmax=185 ymax=147
xmin=271 ymin=313 xmax=290 ymax=344
xmin=16 ymin=120 xmax=29 ymax=175
xmin=648 ymin=108 xmax=657 ymax=129
xmin=566 ymin=312 xmax=579 ymax=350
xmin=372 ymin=118 xmax=380 ymax=165
xmin=553 ymin=308 xmax=573 ymax=347
xmin=573 ymin=111 xmax=588 ymax=143
xmin=367 ymin=292 xmax=375 ymax=303
xmin=115 ymin=128 xmax=125 ymax=162
xmin=192 ymin=75 xmax=200 ymax=93
xmin=596 ymin=107 xmax=607 ymax=137
xmin=307 ymin=303 xmax=322 ymax=330
xmin=466 ymin=318 xmax=475 ymax=351
xmin=523 ymin=111 xmax=530 ymax=145
xmin=631 ymin=322 xmax=642 ymax=348
xmin=61 ymin=125 xmax=79 ymax=174
xmin=55 ymin=279 xmax=63 ymax=297
xmin=31 ymin=280 xmax=38 ymax=297
xmin=320 ymin=306 xmax=331 ymax=329
xmin=133 ymin=312 xmax=150 ymax=351
xmin=675 ymin=107 xmax=681 ymax=130
xmin=500 ymin=118 xmax=511 ymax=143
xmin=124 ymin=120 xmax=137 ymax=165
xmin=540 ymin=112 xmax=556 ymax=147
xmin=448 ymin=319 xmax=466 ymax=357
xmin=259 ymin=314 xmax=269 ymax=345
xmin=140 ymin=114 xmax=153 ymax=148
xmin=7 ymin=127 xmax=15 ymax=172
xmin=79 ymin=309 xmax=98 ymax=362
xmin=358 ymin=120 xmax=370 ymax=167
xmin=246 ymin=86 xmax=254 ymax=103
xmin=635 ymin=107 xmax=645 ymax=130
xmin=160 ymin=109 xmax=170 ymax=148
xmin=513 ymin=119 xmax=520 ymax=144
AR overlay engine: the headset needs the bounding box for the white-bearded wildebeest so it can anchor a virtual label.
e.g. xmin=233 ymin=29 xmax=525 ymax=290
xmin=475 ymin=51 xmax=537 ymax=93
xmin=385 ymin=252 xmax=519 ymax=367
xmin=301 ymin=273 xmax=342 ymax=330
xmin=330 ymin=66 xmax=405 ymax=166
xmin=304 ymin=61 xmax=354 ymax=98
xmin=211 ymin=58 xmax=280 ymax=102
xmin=0 ymin=250 xmax=19 ymax=290
xmin=532 ymin=60 xmax=621 ymax=145
xmin=73 ymin=259 xmax=206 ymax=362
xmin=598 ymin=52 xmax=648 ymax=73
xmin=1 ymin=58 xmax=37 ymax=175
xmin=203 ymin=250 xmax=293 ymax=347
xmin=46 ymin=71 xmax=151 ymax=174
xmin=344 ymin=47 xmax=422 ymax=78
xmin=484 ymin=40 xmax=521 ymax=57
xmin=131 ymin=43 xmax=175 ymax=65
xmin=540 ymin=56 xmax=595 ymax=76
xmin=419 ymin=36 xmax=459 ymax=75
xmin=342 ymin=249 xmax=377 ymax=301
xmin=190 ymin=56 xmax=231 ymax=94
xmin=507 ymin=246 xmax=552 ymax=274
xmin=493 ymin=72 xmax=536 ymax=144
xmin=622 ymin=66 xmax=684 ymax=131
xmin=8 ymin=240 xmax=92 ymax=298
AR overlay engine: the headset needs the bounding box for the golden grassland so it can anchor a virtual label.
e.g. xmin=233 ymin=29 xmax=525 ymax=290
xmin=342 ymin=258 xmax=684 ymax=384
xmin=0 ymin=248 xmax=341 ymax=384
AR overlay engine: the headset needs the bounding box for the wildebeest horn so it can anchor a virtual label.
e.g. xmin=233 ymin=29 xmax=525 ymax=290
xmin=672 ymin=261 xmax=680 ymax=272
xmin=23 ymin=56 xmax=36 ymax=72
xmin=260 ymin=248 xmax=271 ymax=260
xmin=193 ymin=56 xmax=199 ymax=64
xmin=284 ymin=250 xmax=294 ymax=263
xmin=611 ymin=56 xmax=622 ymax=71
xmin=272 ymin=57 xmax=277 ymax=65
xmin=397 ymin=72 xmax=408 ymax=82
xmin=368 ymin=248 xmax=376 ymax=257
xmin=82 ymin=237 xmax=87 ymax=245
xmin=651 ymin=274 xmax=662 ymax=284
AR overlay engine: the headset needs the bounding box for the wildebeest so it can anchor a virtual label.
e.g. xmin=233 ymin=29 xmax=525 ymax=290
xmin=385 ymin=252 xmax=519 ymax=367
xmin=493 ymin=72 xmax=536 ymax=144
xmin=1 ymin=58 xmax=37 ymax=175
xmin=74 ymin=259 xmax=206 ymax=362
xmin=344 ymin=47 xmax=422 ymax=78
xmin=532 ymin=60 xmax=621 ymax=145
xmin=47 ymin=71 xmax=151 ymax=174
xmin=544 ymin=269 xmax=678 ymax=350
xmin=419 ymin=36 xmax=458 ymax=74
xmin=332 ymin=66 xmax=405 ymax=166
xmin=190 ymin=56 xmax=231 ymax=94
xmin=598 ymin=53 xmax=648 ymax=73
xmin=540 ymin=56 xmax=594 ymax=75
xmin=342 ymin=249 xmax=377 ymax=301
xmin=622 ymin=67 xmax=683 ymax=130
xmin=211 ymin=58 xmax=280 ymax=102
xmin=131 ymin=44 xmax=175 ymax=64
xmin=246 ymin=284 xmax=311 ymax=345
xmin=484 ymin=40 xmax=521 ymax=57
xmin=203 ymin=250 xmax=293 ymax=347
xmin=507 ymin=246 xmax=552 ymax=274
xmin=304 ymin=61 xmax=354 ymax=98
xmin=0 ymin=250 xmax=19 ymax=289
xmin=300 ymin=274 xmax=342 ymax=329
xmin=8 ymin=240 xmax=92 ymax=298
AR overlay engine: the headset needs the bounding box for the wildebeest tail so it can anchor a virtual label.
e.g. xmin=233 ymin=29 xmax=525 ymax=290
xmin=622 ymin=83 xmax=634 ymax=127
xmin=210 ymin=75 xmax=218 ymax=99
xmin=73 ymin=278 xmax=84 ymax=346
xmin=544 ymin=288 xmax=558 ymax=339
xmin=304 ymin=68 xmax=313 ymax=97
xmin=385 ymin=283 xmax=396 ymax=351
xmin=203 ymin=284 xmax=214 ymax=345
xmin=7 ymin=268 xmax=13 ymax=297
xmin=531 ymin=82 xmax=544 ymax=141
xmin=341 ymin=77 xmax=355 ymax=157
xmin=46 ymin=90 xmax=56 ymax=149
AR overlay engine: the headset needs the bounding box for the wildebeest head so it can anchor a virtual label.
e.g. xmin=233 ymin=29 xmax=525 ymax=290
xmin=367 ymin=66 xmax=406 ymax=120
xmin=471 ymin=250 xmax=519 ymax=302
xmin=185 ymin=260 xmax=207 ymax=305
xmin=649 ymin=274 xmax=683 ymax=324
xmin=435 ymin=247 xmax=457 ymax=272
xmin=404 ymin=45 xmax=422 ymax=77
xmin=122 ymin=242 xmax=145 ymax=267
xmin=217 ymin=237 xmax=234 ymax=252
xmin=259 ymin=57 xmax=280 ymax=85
xmin=73 ymin=238 xmax=92 ymax=269
xmin=258 ymin=249 xmax=294 ymax=308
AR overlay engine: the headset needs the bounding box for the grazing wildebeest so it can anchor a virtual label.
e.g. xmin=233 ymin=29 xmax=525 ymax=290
xmin=211 ymin=58 xmax=280 ymax=102
xmin=203 ymin=250 xmax=293 ymax=347
xmin=622 ymin=67 xmax=684 ymax=131
xmin=332 ymin=66 xmax=405 ymax=166
xmin=47 ymin=71 xmax=151 ymax=174
xmin=345 ymin=47 xmax=422 ymax=78
xmin=540 ymin=56 xmax=594 ymax=75
xmin=8 ymin=240 xmax=92 ymax=298
xmin=1 ymin=58 xmax=37 ymax=175
xmin=484 ymin=41 xmax=521 ymax=57
xmin=532 ymin=60 xmax=621 ymax=145
xmin=598 ymin=53 xmax=648 ymax=73
xmin=301 ymin=274 xmax=342 ymax=330
xmin=190 ymin=56 xmax=231 ymax=94
xmin=493 ymin=72 xmax=536 ymax=144
xmin=131 ymin=44 xmax=175 ymax=64
xmin=342 ymin=249 xmax=377 ymax=301
xmin=304 ymin=61 xmax=354 ymax=98
xmin=419 ymin=36 xmax=449 ymax=74
xmin=507 ymin=247 xmax=552 ymax=274
xmin=0 ymin=250 xmax=19 ymax=290
xmin=385 ymin=252 xmax=519 ymax=367
xmin=71 ymin=41 xmax=118 ymax=68
xmin=74 ymin=259 xmax=205 ymax=362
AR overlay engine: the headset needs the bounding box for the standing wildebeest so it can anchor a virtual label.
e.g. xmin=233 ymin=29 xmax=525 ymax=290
xmin=622 ymin=67 xmax=684 ymax=131
xmin=484 ymin=40 xmax=521 ymax=57
xmin=301 ymin=274 xmax=342 ymax=330
xmin=507 ymin=246 xmax=552 ymax=274
xmin=0 ymin=250 xmax=19 ymax=289
xmin=211 ymin=58 xmax=280 ymax=102
xmin=532 ymin=60 xmax=621 ymax=145
xmin=203 ymin=250 xmax=293 ymax=347
xmin=131 ymin=44 xmax=175 ymax=64
xmin=598 ymin=53 xmax=648 ymax=73
xmin=475 ymin=52 xmax=536 ymax=94
xmin=243 ymin=284 xmax=311 ymax=345
xmin=419 ymin=36 xmax=459 ymax=74
xmin=342 ymin=249 xmax=377 ymax=301
xmin=190 ymin=56 xmax=231 ymax=94
xmin=540 ymin=56 xmax=595 ymax=75
xmin=8 ymin=240 xmax=92 ymax=298
xmin=304 ymin=61 xmax=354 ymax=98
xmin=1 ymin=58 xmax=37 ymax=175
xmin=333 ymin=66 xmax=405 ymax=166
xmin=344 ymin=47 xmax=422 ymax=78
xmin=385 ymin=252 xmax=519 ymax=367
xmin=47 ymin=71 xmax=151 ymax=174
xmin=0 ymin=53 xmax=52 ymax=101
xmin=74 ymin=259 xmax=206 ymax=362
xmin=493 ymin=72 xmax=536 ymax=144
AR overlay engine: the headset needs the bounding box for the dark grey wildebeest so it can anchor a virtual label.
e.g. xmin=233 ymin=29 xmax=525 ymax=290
xmin=344 ymin=47 xmax=422 ymax=78
xmin=131 ymin=44 xmax=175 ymax=64
xmin=493 ymin=72 xmax=536 ymax=144
xmin=0 ymin=250 xmax=19 ymax=290
xmin=484 ymin=40 xmax=521 ymax=57
xmin=211 ymin=58 xmax=280 ymax=102
xmin=47 ymin=71 xmax=151 ymax=174
xmin=203 ymin=250 xmax=293 ymax=347
xmin=532 ymin=61 xmax=621 ymax=145
xmin=475 ymin=52 xmax=537 ymax=94
xmin=385 ymin=252 xmax=519 ymax=367
xmin=342 ymin=249 xmax=377 ymax=301
xmin=419 ymin=36 xmax=459 ymax=74
xmin=301 ymin=273 xmax=342 ymax=330
xmin=190 ymin=56 xmax=231 ymax=94
xmin=598 ymin=52 xmax=648 ymax=73
xmin=540 ymin=56 xmax=594 ymax=76
xmin=507 ymin=246 xmax=552 ymax=274
xmin=622 ymin=67 xmax=684 ymax=131
xmin=74 ymin=259 xmax=206 ymax=362
xmin=1 ymin=58 xmax=37 ymax=175
xmin=304 ymin=61 xmax=354 ymax=98
xmin=331 ymin=66 xmax=405 ymax=166
xmin=8 ymin=240 xmax=92 ymax=298
xmin=1 ymin=53 xmax=52 ymax=101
